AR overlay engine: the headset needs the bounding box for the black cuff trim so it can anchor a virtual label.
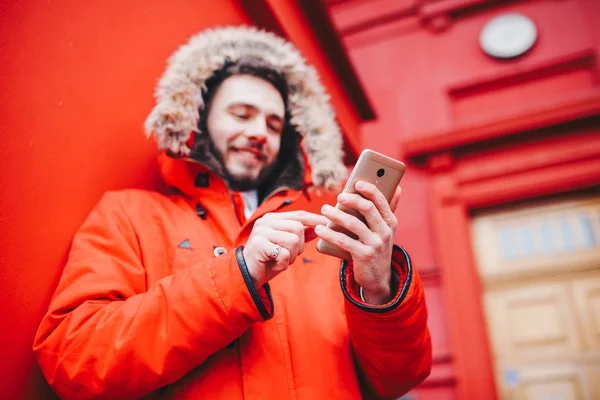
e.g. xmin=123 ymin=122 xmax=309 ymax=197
xmin=235 ymin=246 xmax=274 ymax=320
xmin=340 ymin=244 xmax=413 ymax=314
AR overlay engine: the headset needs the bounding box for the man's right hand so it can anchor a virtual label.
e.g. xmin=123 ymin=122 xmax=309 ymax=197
xmin=243 ymin=211 xmax=330 ymax=287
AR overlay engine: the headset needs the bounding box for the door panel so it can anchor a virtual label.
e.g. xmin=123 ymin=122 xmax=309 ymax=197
xmin=484 ymin=283 xmax=581 ymax=361
xmin=471 ymin=194 xmax=600 ymax=399
xmin=517 ymin=364 xmax=589 ymax=400
xmin=571 ymin=277 xmax=600 ymax=350
xmin=587 ymin=363 xmax=600 ymax=399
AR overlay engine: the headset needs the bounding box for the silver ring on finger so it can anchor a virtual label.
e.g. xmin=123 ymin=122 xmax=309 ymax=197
xmin=270 ymin=244 xmax=282 ymax=260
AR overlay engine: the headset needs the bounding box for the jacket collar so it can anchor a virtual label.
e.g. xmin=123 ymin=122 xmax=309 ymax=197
xmin=158 ymin=151 xmax=313 ymax=202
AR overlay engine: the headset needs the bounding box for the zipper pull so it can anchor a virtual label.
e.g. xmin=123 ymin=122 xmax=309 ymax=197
xmin=195 ymin=203 xmax=208 ymax=220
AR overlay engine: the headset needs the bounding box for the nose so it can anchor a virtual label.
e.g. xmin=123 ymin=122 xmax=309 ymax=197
xmin=243 ymin=118 xmax=268 ymax=143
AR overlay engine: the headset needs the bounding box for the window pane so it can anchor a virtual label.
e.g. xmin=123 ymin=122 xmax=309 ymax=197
xmin=578 ymin=212 xmax=596 ymax=248
xmin=499 ymin=227 xmax=517 ymax=260
xmin=539 ymin=221 xmax=554 ymax=255
xmin=558 ymin=216 xmax=575 ymax=252
xmin=521 ymin=225 xmax=535 ymax=257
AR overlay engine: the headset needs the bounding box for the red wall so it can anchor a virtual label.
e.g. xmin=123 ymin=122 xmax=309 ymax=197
xmin=327 ymin=0 xmax=600 ymax=398
xmin=0 ymin=1 xmax=250 ymax=398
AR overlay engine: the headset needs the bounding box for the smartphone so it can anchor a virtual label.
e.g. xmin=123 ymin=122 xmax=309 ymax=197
xmin=316 ymin=149 xmax=406 ymax=260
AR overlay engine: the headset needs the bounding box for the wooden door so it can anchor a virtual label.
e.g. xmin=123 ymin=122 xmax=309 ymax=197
xmin=471 ymin=195 xmax=600 ymax=400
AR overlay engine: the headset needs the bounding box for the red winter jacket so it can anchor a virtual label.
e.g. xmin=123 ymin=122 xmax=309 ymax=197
xmin=33 ymin=153 xmax=432 ymax=399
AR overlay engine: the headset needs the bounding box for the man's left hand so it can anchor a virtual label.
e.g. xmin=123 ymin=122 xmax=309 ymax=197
xmin=316 ymin=181 xmax=402 ymax=305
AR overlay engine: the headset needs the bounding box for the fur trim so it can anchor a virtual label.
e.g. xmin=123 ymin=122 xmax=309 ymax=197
xmin=144 ymin=26 xmax=347 ymax=189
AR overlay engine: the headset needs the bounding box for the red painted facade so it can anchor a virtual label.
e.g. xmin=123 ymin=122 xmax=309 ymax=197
xmin=327 ymin=0 xmax=600 ymax=398
xmin=3 ymin=0 xmax=600 ymax=398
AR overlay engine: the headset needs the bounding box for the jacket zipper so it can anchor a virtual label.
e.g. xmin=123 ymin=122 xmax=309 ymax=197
xmin=181 ymin=156 xmax=245 ymax=226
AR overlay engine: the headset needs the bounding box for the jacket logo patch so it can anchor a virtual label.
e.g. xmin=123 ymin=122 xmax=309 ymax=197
xmin=178 ymin=239 xmax=192 ymax=249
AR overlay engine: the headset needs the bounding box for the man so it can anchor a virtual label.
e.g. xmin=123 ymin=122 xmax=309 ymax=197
xmin=33 ymin=26 xmax=431 ymax=399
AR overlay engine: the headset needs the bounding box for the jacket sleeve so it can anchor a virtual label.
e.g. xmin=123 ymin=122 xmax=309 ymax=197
xmin=33 ymin=192 xmax=273 ymax=400
xmin=340 ymin=245 xmax=432 ymax=399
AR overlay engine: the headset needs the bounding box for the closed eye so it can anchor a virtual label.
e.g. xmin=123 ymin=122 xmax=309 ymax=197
xmin=227 ymin=103 xmax=284 ymax=133
xmin=267 ymin=121 xmax=283 ymax=134
xmin=232 ymin=112 xmax=250 ymax=120
xmin=228 ymin=104 xmax=254 ymax=120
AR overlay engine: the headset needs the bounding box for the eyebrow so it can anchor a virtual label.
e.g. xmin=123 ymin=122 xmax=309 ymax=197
xmin=228 ymin=102 xmax=284 ymax=122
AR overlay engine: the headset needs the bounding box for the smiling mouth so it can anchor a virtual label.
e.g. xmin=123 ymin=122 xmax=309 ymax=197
xmin=232 ymin=147 xmax=266 ymax=160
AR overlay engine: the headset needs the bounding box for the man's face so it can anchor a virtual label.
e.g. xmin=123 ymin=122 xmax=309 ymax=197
xmin=206 ymin=74 xmax=285 ymax=191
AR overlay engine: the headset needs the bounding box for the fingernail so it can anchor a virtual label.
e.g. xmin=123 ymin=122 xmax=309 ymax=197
xmin=315 ymin=225 xmax=323 ymax=232
xmin=338 ymin=193 xmax=349 ymax=202
xmin=321 ymin=204 xmax=332 ymax=213
xmin=356 ymin=181 xmax=367 ymax=190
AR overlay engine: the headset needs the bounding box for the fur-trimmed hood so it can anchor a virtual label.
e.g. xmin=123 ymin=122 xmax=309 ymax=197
xmin=144 ymin=26 xmax=347 ymax=190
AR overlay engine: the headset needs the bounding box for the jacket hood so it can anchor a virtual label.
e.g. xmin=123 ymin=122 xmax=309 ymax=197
xmin=144 ymin=25 xmax=347 ymax=190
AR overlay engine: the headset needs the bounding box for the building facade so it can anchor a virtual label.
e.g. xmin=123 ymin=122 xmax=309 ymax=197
xmin=326 ymin=0 xmax=600 ymax=399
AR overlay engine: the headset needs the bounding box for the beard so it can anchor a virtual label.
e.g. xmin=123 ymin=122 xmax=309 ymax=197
xmin=225 ymin=161 xmax=277 ymax=191
xmin=210 ymin=142 xmax=278 ymax=192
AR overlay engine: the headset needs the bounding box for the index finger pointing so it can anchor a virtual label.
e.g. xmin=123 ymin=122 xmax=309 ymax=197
xmin=275 ymin=211 xmax=330 ymax=227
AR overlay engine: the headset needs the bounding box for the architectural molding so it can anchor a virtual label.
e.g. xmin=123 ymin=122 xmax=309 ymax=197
xmin=327 ymin=0 xmax=519 ymax=38
xmin=404 ymin=89 xmax=600 ymax=161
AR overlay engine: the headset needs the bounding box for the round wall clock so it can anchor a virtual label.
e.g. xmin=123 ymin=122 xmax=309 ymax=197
xmin=479 ymin=13 xmax=538 ymax=59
